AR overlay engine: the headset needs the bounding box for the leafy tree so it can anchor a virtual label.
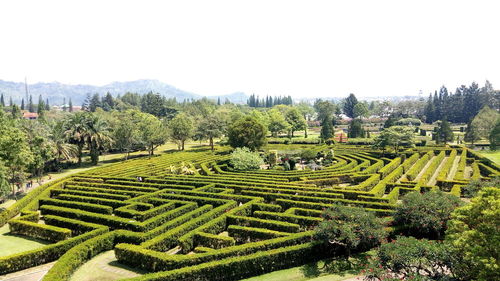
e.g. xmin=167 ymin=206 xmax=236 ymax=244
xmin=89 ymin=93 xmax=101 ymax=112
xmin=300 ymin=149 xmax=317 ymax=161
xmin=228 ymin=116 xmax=267 ymax=151
xmin=229 ymin=147 xmax=264 ymax=171
xmin=314 ymin=204 xmax=386 ymax=258
xmin=268 ymin=109 xmax=290 ymax=137
xmin=0 ymin=116 xmax=33 ymax=194
xmin=446 ymin=187 xmax=500 ymax=281
xmin=320 ymin=115 xmax=334 ymax=141
xmin=196 ymin=114 xmax=224 ymax=151
xmin=489 ymin=119 xmax=500 ymax=150
xmin=343 ymin=93 xmax=358 ymax=118
xmin=348 ymin=119 xmax=364 ymax=138
xmin=285 ymin=107 xmax=307 ymax=137
xmin=465 ymin=106 xmax=499 ymax=144
xmin=11 ymin=104 xmax=21 ymax=119
xmin=0 ymin=161 xmax=10 ymax=199
xmin=366 ymin=237 xmax=456 ymax=281
xmin=373 ymin=126 xmax=414 ymax=152
xmin=138 ymin=113 xmax=168 ymax=155
xmin=110 ymin=111 xmax=141 ymax=158
xmin=102 ymin=92 xmax=114 ymax=110
xmin=435 ymin=119 xmax=454 ymax=144
xmin=168 ymin=113 xmax=193 ymax=151
xmin=314 ymin=99 xmax=336 ymax=122
xmin=394 ymin=191 xmax=462 ymax=239
xmin=353 ymin=103 xmax=368 ymax=119
xmin=37 ymin=94 xmax=45 ymax=116
xmin=461 ymin=177 xmax=500 ymax=198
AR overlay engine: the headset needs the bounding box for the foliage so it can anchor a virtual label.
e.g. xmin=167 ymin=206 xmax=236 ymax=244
xmin=300 ymin=149 xmax=317 ymax=161
xmin=314 ymin=204 xmax=387 ymax=257
xmin=373 ymin=126 xmax=414 ymax=151
xmin=169 ymin=113 xmax=194 ymax=151
xmin=343 ymin=94 xmax=358 ymax=118
xmin=320 ymin=115 xmax=334 ymax=141
xmin=394 ymin=117 xmax=421 ymax=126
xmin=461 ymin=177 xmax=500 ymax=198
xmin=394 ymin=191 xmax=463 ymax=239
xmin=229 ymin=147 xmax=264 ymax=171
xmin=353 ymin=103 xmax=368 ymax=119
xmin=196 ymin=114 xmax=225 ymax=151
xmin=285 ymin=107 xmax=307 ymax=137
xmin=268 ymin=109 xmax=290 ymax=137
xmin=465 ymin=106 xmax=499 ymax=144
xmin=365 ymin=237 xmax=456 ymax=281
xmin=0 ymin=161 xmax=10 ymax=199
xmin=435 ymin=119 xmax=454 ymax=144
xmin=446 ymin=187 xmax=500 ymax=281
xmin=490 ymin=119 xmax=500 ymax=150
xmin=348 ymin=119 xmax=365 ymax=138
xmin=137 ymin=112 xmax=168 ymax=155
xmin=228 ymin=116 xmax=267 ymax=150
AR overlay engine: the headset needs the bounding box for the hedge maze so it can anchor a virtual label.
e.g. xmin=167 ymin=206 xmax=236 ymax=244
xmin=1 ymin=145 xmax=499 ymax=281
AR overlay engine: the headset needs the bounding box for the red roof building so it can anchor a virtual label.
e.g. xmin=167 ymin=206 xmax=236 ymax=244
xmin=23 ymin=112 xmax=39 ymax=120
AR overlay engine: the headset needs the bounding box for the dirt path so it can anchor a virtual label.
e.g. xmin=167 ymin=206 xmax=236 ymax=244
xmin=447 ymin=156 xmax=461 ymax=180
xmin=428 ymin=157 xmax=448 ymax=186
xmin=464 ymin=166 xmax=473 ymax=180
xmin=0 ymin=262 xmax=55 ymax=281
xmin=414 ymin=156 xmax=436 ymax=182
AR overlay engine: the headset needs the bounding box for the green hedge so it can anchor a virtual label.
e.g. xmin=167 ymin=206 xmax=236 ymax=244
xmin=39 ymin=198 xmax=113 ymax=214
xmin=228 ymin=225 xmax=290 ymax=243
xmin=9 ymin=219 xmax=71 ymax=242
xmin=194 ymin=232 xmax=235 ymax=249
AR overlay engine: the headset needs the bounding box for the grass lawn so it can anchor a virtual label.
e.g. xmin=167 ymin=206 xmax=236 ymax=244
xmin=0 ymin=224 xmax=51 ymax=257
xmin=477 ymin=150 xmax=500 ymax=165
xmin=70 ymin=250 xmax=147 ymax=281
xmin=242 ymin=254 xmax=371 ymax=281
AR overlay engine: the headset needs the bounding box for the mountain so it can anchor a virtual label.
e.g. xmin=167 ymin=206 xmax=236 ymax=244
xmin=0 ymin=79 xmax=248 ymax=105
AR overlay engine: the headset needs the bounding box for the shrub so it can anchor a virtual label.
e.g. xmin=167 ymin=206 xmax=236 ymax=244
xmin=229 ymin=147 xmax=264 ymax=171
xmin=394 ymin=191 xmax=463 ymax=239
xmin=446 ymin=187 xmax=500 ymax=281
xmin=314 ymin=203 xmax=387 ymax=257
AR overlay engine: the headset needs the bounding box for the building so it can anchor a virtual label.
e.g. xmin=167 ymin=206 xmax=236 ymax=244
xmin=22 ymin=112 xmax=38 ymax=120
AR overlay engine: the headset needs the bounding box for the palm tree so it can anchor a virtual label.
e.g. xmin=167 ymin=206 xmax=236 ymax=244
xmin=84 ymin=114 xmax=114 ymax=165
xmin=50 ymin=120 xmax=77 ymax=166
xmin=64 ymin=112 xmax=89 ymax=166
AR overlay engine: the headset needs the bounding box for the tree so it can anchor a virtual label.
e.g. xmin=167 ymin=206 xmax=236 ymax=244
xmin=343 ymin=93 xmax=358 ymax=118
xmin=268 ymin=109 xmax=290 ymax=137
xmin=168 ymin=113 xmax=193 ymax=151
xmin=465 ymin=106 xmax=499 ymax=144
xmin=394 ymin=191 xmax=462 ymax=239
xmin=196 ymin=115 xmax=224 ymax=151
xmin=320 ymin=115 xmax=334 ymax=141
xmin=228 ymin=116 xmax=267 ymax=151
xmin=68 ymin=98 xmax=73 ymax=112
xmin=64 ymin=112 xmax=89 ymax=165
xmin=229 ymin=147 xmax=264 ymax=171
xmin=0 ymin=93 xmax=4 ymax=107
xmin=383 ymin=115 xmax=398 ymax=128
xmin=102 ymin=92 xmax=114 ymax=110
xmin=20 ymin=98 xmax=25 ymax=110
xmin=435 ymin=119 xmax=454 ymax=144
xmin=28 ymin=94 xmax=34 ymax=112
xmin=366 ymin=237 xmax=456 ymax=281
xmin=0 ymin=161 xmax=10 ymax=200
xmin=373 ymin=126 xmax=414 ymax=152
xmin=353 ymin=103 xmax=368 ymax=119
xmin=446 ymin=187 xmax=500 ymax=281
xmin=141 ymin=92 xmax=166 ymax=117
xmin=89 ymin=93 xmax=101 ymax=112
xmin=348 ymin=119 xmax=364 ymax=138
xmin=314 ymin=99 xmax=336 ymax=122
xmin=314 ymin=204 xmax=386 ymax=258
xmin=84 ymin=114 xmax=114 ymax=165
xmin=285 ymin=107 xmax=307 ymax=137
xmin=0 ymin=116 xmax=34 ymax=194
xmin=50 ymin=120 xmax=77 ymax=167
xmin=490 ymin=119 xmax=500 ymax=150
xmin=138 ymin=113 xmax=168 ymax=156
xmin=37 ymin=95 xmax=45 ymax=116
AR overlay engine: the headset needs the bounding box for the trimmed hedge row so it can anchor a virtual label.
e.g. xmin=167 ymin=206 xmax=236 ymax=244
xmin=418 ymin=151 xmax=445 ymax=185
xmin=194 ymin=232 xmax=236 ymax=249
xmin=40 ymin=198 xmax=113 ymax=214
xmin=9 ymin=219 xmax=71 ymax=242
xmin=228 ymin=225 xmax=290 ymax=243
xmin=437 ymin=149 xmax=457 ymax=181
xmin=453 ymin=149 xmax=467 ymax=181
xmin=405 ymin=151 xmax=433 ymax=181
xmin=227 ymin=215 xmax=300 ymax=233
xmin=253 ymin=211 xmax=322 ymax=229
xmin=377 ymin=157 xmax=401 ymax=178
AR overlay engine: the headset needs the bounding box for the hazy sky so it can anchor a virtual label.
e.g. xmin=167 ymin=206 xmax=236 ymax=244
xmin=0 ymin=0 xmax=499 ymax=98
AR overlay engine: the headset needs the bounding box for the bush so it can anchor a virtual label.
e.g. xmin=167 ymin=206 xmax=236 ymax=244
xmin=446 ymin=187 xmax=500 ymax=281
xmin=229 ymin=147 xmax=264 ymax=171
xmin=314 ymin=203 xmax=387 ymax=257
xmin=394 ymin=191 xmax=463 ymax=239
xmin=365 ymin=236 xmax=456 ymax=281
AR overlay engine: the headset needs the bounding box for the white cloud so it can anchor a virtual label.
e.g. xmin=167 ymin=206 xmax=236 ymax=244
xmin=0 ymin=0 xmax=499 ymax=97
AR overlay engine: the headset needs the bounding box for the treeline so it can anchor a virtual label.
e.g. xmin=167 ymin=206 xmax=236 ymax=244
xmin=423 ymin=81 xmax=499 ymax=123
xmin=247 ymin=94 xmax=293 ymax=107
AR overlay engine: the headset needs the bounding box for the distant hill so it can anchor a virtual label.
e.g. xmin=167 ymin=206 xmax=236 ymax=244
xmin=0 ymin=79 xmax=248 ymax=105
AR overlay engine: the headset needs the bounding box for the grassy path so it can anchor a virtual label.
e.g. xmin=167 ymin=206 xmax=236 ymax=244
xmin=428 ymin=157 xmax=448 ymax=186
xmin=414 ymin=156 xmax=435 ymax=183
xmin=447 ymin=156 xmax=461 ymax=180
xmin=0 ymin=224 xmax=51 ymax=257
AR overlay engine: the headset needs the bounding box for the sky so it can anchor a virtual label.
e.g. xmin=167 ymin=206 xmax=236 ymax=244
xmin=0 ymin=0 xmax=499 ymax=98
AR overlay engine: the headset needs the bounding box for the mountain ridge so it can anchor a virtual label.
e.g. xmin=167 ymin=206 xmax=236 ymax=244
xmin=0 ymin=79 xmax=248 ymax=104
